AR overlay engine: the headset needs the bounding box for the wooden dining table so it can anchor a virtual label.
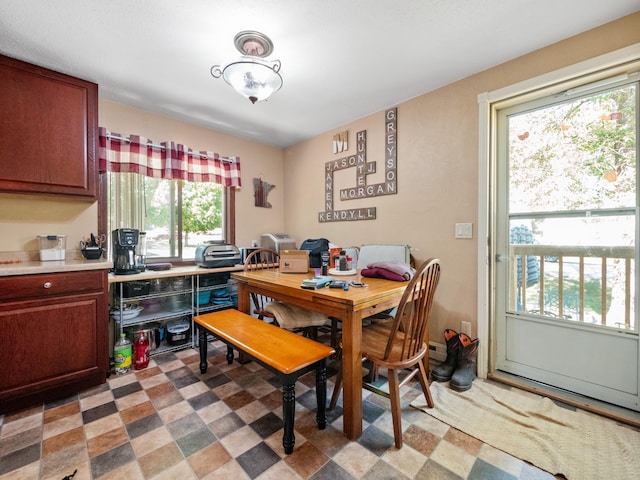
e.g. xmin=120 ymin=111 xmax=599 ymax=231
xmin=231 ymin=268 xmax=408 ymax=441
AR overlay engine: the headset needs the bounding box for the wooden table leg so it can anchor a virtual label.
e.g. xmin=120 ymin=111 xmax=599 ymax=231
xmin=234 ymin=282 xmax=251 ymax=364
xmin=341 ymin=310 xmax=363 ymax=440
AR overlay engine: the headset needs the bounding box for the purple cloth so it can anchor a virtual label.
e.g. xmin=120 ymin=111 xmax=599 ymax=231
xmin=361 ymin=267 xmax=407 ymax=282
xmin=366 ymin=261 xmax=415 ymax=280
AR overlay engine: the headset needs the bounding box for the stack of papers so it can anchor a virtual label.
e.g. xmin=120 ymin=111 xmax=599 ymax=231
xmin=301 ymin=275 xmax=333 ymax=289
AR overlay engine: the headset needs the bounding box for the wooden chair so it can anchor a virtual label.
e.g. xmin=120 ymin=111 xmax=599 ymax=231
xmin=244 ymin=248 xmax=333 ymax=341
xmin=329 ymin=257 xmax=441 ymax=448
xmin=243 ymin=248 xmax=280 ymax=321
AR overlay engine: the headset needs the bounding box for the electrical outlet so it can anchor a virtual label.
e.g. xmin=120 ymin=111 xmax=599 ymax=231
xmin=461 ymin=321 xmax=472 ymax=336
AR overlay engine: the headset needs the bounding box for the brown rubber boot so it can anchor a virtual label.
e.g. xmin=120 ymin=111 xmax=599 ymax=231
xmin=450 ymin=334 xmax=479 ymax=392
xmin=430 ymin=329 xmax=462 ymax=382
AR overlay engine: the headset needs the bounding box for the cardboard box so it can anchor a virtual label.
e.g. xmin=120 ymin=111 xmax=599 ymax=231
xmin=279 ymin=250 xmax=310 ymax=273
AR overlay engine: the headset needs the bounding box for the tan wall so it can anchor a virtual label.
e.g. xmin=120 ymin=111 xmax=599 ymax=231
xmin=283 ymin=13 xmax=640 ymax=339
xmin=0 ymin=193 xmax=98 ymax=254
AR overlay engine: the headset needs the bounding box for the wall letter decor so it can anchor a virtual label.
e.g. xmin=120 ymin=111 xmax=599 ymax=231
xmin=318 ymin=108 xmax=397 ymax=222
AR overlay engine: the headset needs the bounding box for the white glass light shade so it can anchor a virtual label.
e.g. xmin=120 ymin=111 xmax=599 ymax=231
xmin=220 ymin=57 xmax=283 ymax=104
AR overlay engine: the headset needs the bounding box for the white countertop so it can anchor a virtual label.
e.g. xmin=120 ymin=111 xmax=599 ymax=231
xmin=109 ymin=264 xmax=244 ymax=283
xmin=0 ymin=251 xmax=244 ymax=279
xmin=0 ymin=258 xmax=112 ymax=277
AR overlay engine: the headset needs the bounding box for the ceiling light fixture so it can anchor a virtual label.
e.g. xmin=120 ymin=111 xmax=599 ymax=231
xmin=211 ymin=31 xmax=283 ymax=104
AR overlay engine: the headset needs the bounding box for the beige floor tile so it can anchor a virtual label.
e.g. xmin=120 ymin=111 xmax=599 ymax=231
xmin=157 ymin=359 xmax=186 ymax=373
xmin=39 ymin=443 xmax=89 ymax=480
xmin=179 ymin=380 xmax=211 ymax=399
xmin=41 ymin=462 xmax=91 ymax=480
xmin=235 ymin=399 xmax=271 ymax=424
xmin=254 ymin=460 xmax=304 ymax=480
xmin=130 ymin=425 xmax=173 ymax=458
xmin=86 ymin=426 xmax=128 ymax=458
xmin=138 ymin=372 xmax=170 ymax=390
xmin=115 ymin=390 xmax=150 ymax=411
xmin=42 ymin=426 xmax=85 ymax=458
xmin=430 ymin=439 xmax=476 ymax=479
xmin=213 ymin=380 xmax=243 ymax=399
xmin=43 ymin=402 xmax=80 ymax=424
xmin=0 ymin=461 xmax=40 ymax=480
xmin=119 ymin=400 xmax=155 ymax=425
xmin=79 ymin=390 xmax=114 ymax=411
xmin=219 ymin=425 xmax=262 ymax=457
xmin=0 ymin=412 xmax=43 ymax=438
xmin=107 ymin=372 xmax=139 ymax=389
xmin=333 ymin=441 xmax=379 ymax=477
xmin=187 ymin=442 xmax=232 ymax=478
xmin=411 ymin=410 xmax=451 ymax=437
xmin=149 ymin=459 xmax=197 ymax=480
xmin=201 ymin=459 xmax=252 ymax=480
xmin=157 ymin=399 xmax=194 ymax=424
xmin=95 ymin=461 xmax=145 ymax=480
xmin=283 ymin=441 xmax=329 ymax=478
xmin=196 ymin=399 xmax=233 ymax=424
xmin=82 ymin=413 xmax=123 ymax=440
xmin=137 ymin=441 xmax=183 ymax=479
xmin=42 ymin=413 xmax=84 ymax=440
xmin=478 ymin=442 xmax=525 ymax=477
xmin=381 ymin=443 xmax=428 ymax=478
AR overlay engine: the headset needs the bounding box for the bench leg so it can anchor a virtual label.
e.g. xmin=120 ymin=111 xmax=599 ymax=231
xmin=315 ymin=359 xmax=328 ymax=429
xmin=282 ymin=382 xmax=296 ymax=454
xmin=226 ymin=346 xmax=234 ymax=364
xmin=198 ymin=325 xmax=208 ymax=374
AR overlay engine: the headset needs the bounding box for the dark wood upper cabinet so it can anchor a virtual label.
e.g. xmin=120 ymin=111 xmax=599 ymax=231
xmin=0 ymin=54 xmax=98 ymax=199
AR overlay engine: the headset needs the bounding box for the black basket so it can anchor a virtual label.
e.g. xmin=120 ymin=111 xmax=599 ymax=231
xmin=122 ymin=281 xmax=150 ymax=297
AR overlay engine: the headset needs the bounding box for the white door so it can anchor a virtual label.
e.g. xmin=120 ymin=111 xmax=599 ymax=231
xmin=494 ymin=76 xmax=640 ymax=411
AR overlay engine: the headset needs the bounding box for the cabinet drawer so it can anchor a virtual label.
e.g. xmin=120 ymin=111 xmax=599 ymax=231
xmin=0 ymin=270 xmax=106 ymax=302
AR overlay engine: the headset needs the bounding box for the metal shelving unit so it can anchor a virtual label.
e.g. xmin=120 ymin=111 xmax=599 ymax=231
xmin=111 ymin=271 xmax=238 ymax=356
xmin=194 ymin=273 xmax=238 ymax=343
xmin=112 ymin=276 xmax=195 ymax=356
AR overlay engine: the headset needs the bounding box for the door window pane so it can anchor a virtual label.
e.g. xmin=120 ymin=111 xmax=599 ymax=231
xmin=506 ymin=82 xmax=637 ymax=330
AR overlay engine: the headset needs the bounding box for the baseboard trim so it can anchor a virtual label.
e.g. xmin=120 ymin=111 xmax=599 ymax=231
xmin=429 ymin=341 xmax=447 ymax=362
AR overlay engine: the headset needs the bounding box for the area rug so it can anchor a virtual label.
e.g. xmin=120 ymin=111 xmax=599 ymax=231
xmin=410 ymin=379 xmax=640 ymax=480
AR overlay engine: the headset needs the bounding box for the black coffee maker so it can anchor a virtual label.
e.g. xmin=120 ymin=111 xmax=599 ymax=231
xmin=112 ymin=228 xmax=139 ymax=275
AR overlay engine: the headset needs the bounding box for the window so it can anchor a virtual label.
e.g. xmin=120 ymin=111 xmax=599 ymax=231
xmin=107 ymin=173 xmax=230 ymax=261
xmin=98 ymin=129 xmax=241 ymax=262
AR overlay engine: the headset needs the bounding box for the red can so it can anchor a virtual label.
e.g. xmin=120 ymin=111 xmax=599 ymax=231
xmin=133 ymin=331 xmax=150 ymax=370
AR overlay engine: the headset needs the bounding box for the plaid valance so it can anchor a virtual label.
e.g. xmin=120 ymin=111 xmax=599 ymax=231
xmin=98 ymin=127 xmax=242 ymax=187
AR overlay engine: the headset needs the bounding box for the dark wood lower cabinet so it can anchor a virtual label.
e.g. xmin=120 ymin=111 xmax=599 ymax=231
xmin=0 ymin=269 xmax=109 ymax=414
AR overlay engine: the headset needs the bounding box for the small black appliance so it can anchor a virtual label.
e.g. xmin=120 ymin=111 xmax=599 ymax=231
xmin=112 ymin=228 xmax=139 ymax=275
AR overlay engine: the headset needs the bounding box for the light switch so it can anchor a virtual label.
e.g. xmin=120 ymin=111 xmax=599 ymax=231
xmin=455 ymin=223 xmax=473 ymax=239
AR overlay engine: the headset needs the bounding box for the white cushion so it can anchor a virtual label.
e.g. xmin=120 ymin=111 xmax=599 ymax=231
xmin=356 ymin=244 xmax=410 ymax=270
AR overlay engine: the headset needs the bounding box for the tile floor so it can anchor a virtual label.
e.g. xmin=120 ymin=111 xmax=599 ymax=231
xmin=1 ymin=337 xmax=572 ymax=480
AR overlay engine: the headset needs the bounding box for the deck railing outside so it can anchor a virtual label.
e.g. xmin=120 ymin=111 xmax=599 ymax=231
xmin=510 ymin=244 xmax=635 ymax=331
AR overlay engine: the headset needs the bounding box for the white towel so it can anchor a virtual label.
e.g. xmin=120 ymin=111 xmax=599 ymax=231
xmin=264 ymin=301 xmax=331 ymax=329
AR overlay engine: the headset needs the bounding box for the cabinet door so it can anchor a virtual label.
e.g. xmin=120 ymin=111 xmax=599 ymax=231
xmin=0 ymin=54 xmax=98 ymax=198
xmin=0 ymin=272 xmax=108 ymax=413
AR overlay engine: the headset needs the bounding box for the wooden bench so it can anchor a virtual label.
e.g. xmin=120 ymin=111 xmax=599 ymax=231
xmin=194 ymin=309 xmax=335 ymax=454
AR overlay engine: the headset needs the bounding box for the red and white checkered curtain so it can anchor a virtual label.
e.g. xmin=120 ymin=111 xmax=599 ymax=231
xmin=98 ymin=127 xmax=242 ymax=187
